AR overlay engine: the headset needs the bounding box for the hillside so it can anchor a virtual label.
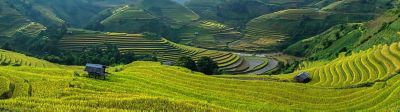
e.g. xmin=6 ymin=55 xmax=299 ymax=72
xmin=1 ymin=0 xmax=400 ymax=111
xmin=138 ymin=0 xmax=199 ymax=27
xmin=0 ymin=0 xmax=129 ymax=37
xmin=285 ymin=8 xmax=400 ymax=59
xmin=0 ymin=52 xmax=399 ymax=111
xmin=0 ymin=0 xmax=44 ymax=37
xmin=0 ymin=0 xmax=141 ymax=31
xmin=0 ymin=49 xmax=57 ymax=67
xmin=86 ymin=5 xmax=162 ymax=34
xmin=225 ymin=41 xmax=400 ymax=86
xmin=177 ymin=0 xmax=327 ymax=50
xmin=185 ymin=0 xmax=320 ymax=26
xmin=87 ymin=0 xmax=199 ymax=33
xmin=176 ymin=20 xmax=242 ymax=49
xmin=59 ymin=31 xmax=273 ymax=75
xmin=280 ymin=42 xmax=400 ymax=87
xmin=235 ymin=0 xmax=396 ymax=52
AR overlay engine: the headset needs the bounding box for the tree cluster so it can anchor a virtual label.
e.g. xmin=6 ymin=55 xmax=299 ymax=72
xmin=44 ymin=43 xmax=157 ymax=66
xmin=175 ymin=56 xmax=219 ymax=75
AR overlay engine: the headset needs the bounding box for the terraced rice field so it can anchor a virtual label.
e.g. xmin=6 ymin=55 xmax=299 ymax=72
xmin=0 ymin=60 xmax=400 ymax=111
xmin=101 ymin=6 xmax=156 ymax=25
xmin=15 ymin=22 xmax=46 ymax=36
xmin=278 ymin=42 xmax=400 ymax=88
xmin=0 ymin=50 xmax=57 ymax=68
xmin=59 ymin=33 xmax=271 ymax=74
xmin=178 ymin=20 xmax=241 ymax=49
xmin=140 ymin=0 xmax=199 ymax=27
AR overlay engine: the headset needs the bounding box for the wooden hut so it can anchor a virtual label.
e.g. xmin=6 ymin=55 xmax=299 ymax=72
xmin=294 ymin=72 xmax=311 ymax=83
xmin=85 ymin=64 xmax=107 ymax=79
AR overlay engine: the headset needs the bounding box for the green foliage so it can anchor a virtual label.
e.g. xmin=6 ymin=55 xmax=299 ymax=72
xmin=286 ymin=8 xmax=400 ymax=60
xmin=186 ymin=0 xmax=318 ymax=27
xmin=273 ymin=61 xmax=300 ymax=74
xmin=142 ymin=32 xmax=162 ymax=40
xmin=175 ymin=56 xmax=197 ymax=71
xmin=45 ymin=43 xmax=149 ymax=66
xmin=241 ymin=8 xmax=376 ymax=52
xmin=138 ymin=0 xmax=199 ymax=27
xmin=86 ymin=5 xmax=166 ymax=34
xmin=284 ymin=24 xmax=364 ymax=59
xmin=59 ymin=34 xmax=262 ymax=74
xmin=1 ymin=43 xmax=12 ymax=51
xmin=196 ymin=56 xmax=219 ymax=75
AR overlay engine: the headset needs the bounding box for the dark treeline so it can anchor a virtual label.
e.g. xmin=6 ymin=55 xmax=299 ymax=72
xmin=44 ymin=43 xmax=157 ymax=66
xmin=175 ymin=56 xmax=219 ymax=75
xmin=1 ymin=24 xmax=157 ymax=66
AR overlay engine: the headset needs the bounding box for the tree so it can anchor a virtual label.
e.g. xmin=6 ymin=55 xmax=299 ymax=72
xmin=196 ymin=57 xmax=219 ymax=75
xmin=175 ymin=56 xmax=197 ymax=71
xmin=142 ymin=32 xmax=161 ymax=40
xmin=1 ymin=43 xmax=12 ymax=51
xmin=120 ymin=51 xmax=136 ymax=64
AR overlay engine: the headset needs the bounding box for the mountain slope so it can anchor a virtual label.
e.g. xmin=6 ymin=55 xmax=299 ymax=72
xmin=234 ymin=0 xmax=396 ymax=52
xmin=281 ymin=42 xmax=400 ymax=88
xmin=58 ymin=31 xmax=272 ymax=74
xmin=186 ymin=0 xmax=290 ymax=26
xmin=0 ymin=57 xmax=399 ymax=111
xmin=87 ymin=0 xmax=199 ymax=33
xmin=86 ymin=5 xmax=163 ymax=34
xmin=0 ymin=0 xmax=38 ymax=37
xmin=285 ymin=8 xmax=400 ymax=59
xmin=137 ymin=0 xmax=199 ymax=27
xmin=0 ymin=49 xmax=58 ymax=67
xmin=176 ymin=20 xmax=242 ymax=49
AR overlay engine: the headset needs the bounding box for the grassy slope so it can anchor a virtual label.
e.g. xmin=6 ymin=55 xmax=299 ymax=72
xmin=138 ymin=0 xmax=199 ymax=27
xmin=285 ymin=8 xmax=400 ymax=59
xmin=183 ymin=0 xmax=324 ymax=51
xmin=320 ymin=0 xmax=395 ymax=13
xmin=0 ymin=53 xmax=399 ymax=111
xmin=177 ymin=20 xmax=241 ymax=49
xmin=59 ymin=32 xmax=254 ymax=73
xmin=0 ymin=0 xmax=32 ymax=36
xmin=87 ymin=0 xmax=199 ymax=33
xmin=186 ymin=0 xmax=318 ymax=26
xmin=4 ymin=0 xmax=134 ymax=29
xmin=284 ymin=23 xmax=364 ymax=58
xmin=238 ymin=0 xmax=395 ymax=52
xmin=31 ymin=0 xmax=105 ymax=27
xmin=0 ymin=49 xmax=57 ymax=67
xmin=278 ymin=42 xmax=400 ymax=87
xmin=0 ymin=0 xmax=117 ymax=37
xmin=217 ymin=41 xmax=400 ymax=92
xmin=87 ymin=5 xmax=161 ymax=33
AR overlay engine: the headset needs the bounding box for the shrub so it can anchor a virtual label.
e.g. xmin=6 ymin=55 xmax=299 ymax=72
xmin=114 ymin=66 xmax=124 ymax=72
xmin=142 ymin=32 xmax=162 ymax=40
xmin=175 ymin=56 xmax=197 ymax=71
xmin=196 ymin=57 xmax=219 ymax=75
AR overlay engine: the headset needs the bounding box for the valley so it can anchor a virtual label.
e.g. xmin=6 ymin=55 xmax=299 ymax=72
xmin=0 ymin=0 xmax=399 ymax=111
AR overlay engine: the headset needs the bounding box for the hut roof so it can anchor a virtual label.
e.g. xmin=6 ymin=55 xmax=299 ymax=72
xmin=85 ymin=64 xmax=105 ymax=68
xmin=297 ymin=72 xmax=310 ymax=78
